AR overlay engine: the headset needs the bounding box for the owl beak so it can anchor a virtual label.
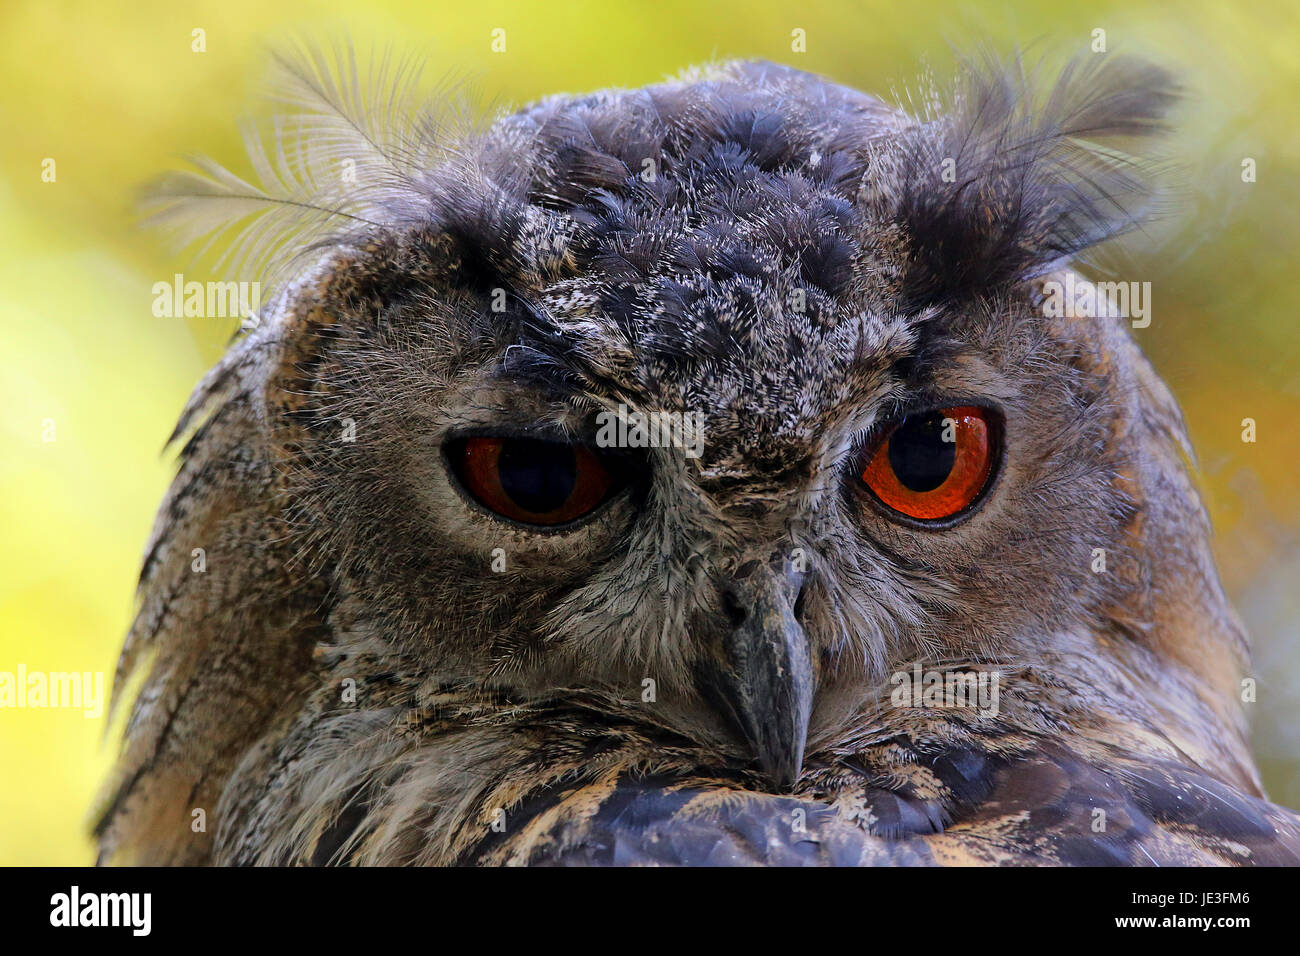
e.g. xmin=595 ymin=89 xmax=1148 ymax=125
xmin=703 ymin=560 xmax=814 ymax=791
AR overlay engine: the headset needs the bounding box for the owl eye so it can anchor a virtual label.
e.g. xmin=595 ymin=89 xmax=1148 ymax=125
xmin=857 ymin=406 xmax=1000 ymax=522
xmin=447 ymin=436 xmax=623 ymax=527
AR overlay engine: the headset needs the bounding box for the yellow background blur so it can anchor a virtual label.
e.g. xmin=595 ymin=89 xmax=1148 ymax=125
xmin=2 ymin=0 xmax=1298 ymax=864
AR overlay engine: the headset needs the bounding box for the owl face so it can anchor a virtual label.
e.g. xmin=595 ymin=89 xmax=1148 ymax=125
xmin=261 ymin=58 xmax=1179 ymax=789
xmin=99 ymin=47 xmax=1289 ymax=868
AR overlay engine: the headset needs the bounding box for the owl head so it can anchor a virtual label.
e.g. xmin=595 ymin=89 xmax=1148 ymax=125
xmin=104 ymin=48 xmax=1257 ymax=864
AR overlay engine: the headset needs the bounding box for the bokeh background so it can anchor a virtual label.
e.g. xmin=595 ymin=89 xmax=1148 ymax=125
xmin=2 ymin=0 xmax=1297 ymax=864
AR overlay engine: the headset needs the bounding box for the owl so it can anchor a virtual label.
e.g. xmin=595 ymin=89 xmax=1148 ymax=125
xmin=95 ymin=46 xmax=1300 ymax=866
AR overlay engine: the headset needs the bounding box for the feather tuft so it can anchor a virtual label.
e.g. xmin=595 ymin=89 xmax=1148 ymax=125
xmin=870 ymin=50 xmax=1183 ymax=306
xmin=140 ymin=40 xmax=482 ymax=290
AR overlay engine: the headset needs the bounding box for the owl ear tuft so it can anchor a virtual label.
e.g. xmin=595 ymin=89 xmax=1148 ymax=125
xmin=869 ymin=51 xmax=1182 ymax=308
xmin=138 ymin=40 xmax=479 ymax=290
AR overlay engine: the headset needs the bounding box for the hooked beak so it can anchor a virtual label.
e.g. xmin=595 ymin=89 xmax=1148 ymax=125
xmin=701 ymin=557 xmax=815 ymax=790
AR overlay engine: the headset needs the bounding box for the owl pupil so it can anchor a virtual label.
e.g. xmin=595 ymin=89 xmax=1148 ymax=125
xmin=497 ymin=439 xmax=578 ymax=513
xmin=887 ymin=413 xmax=956 ymax=492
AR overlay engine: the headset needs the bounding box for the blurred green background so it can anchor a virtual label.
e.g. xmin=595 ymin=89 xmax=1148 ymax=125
xmin=2 ymin=0 xmax=1298 ymax=865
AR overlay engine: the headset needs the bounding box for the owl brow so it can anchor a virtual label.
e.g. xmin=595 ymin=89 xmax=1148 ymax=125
xmin=494 ymin=341 xmax=592 ymax=397
xmin=488 ymin=288 xmax=647 ymax=403
xmin=471 ymin=348 xmax=616 ymax=439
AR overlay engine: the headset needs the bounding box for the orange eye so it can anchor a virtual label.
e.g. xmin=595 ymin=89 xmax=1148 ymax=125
xmin=448 ymin=436 xmax=621 ymax=527
xmin=858 ymin=406 xmax=999 ymax=522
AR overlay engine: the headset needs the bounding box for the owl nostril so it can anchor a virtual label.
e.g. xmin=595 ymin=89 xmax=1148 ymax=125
xmin=722 ymin=589 xmax=748 ymax=627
